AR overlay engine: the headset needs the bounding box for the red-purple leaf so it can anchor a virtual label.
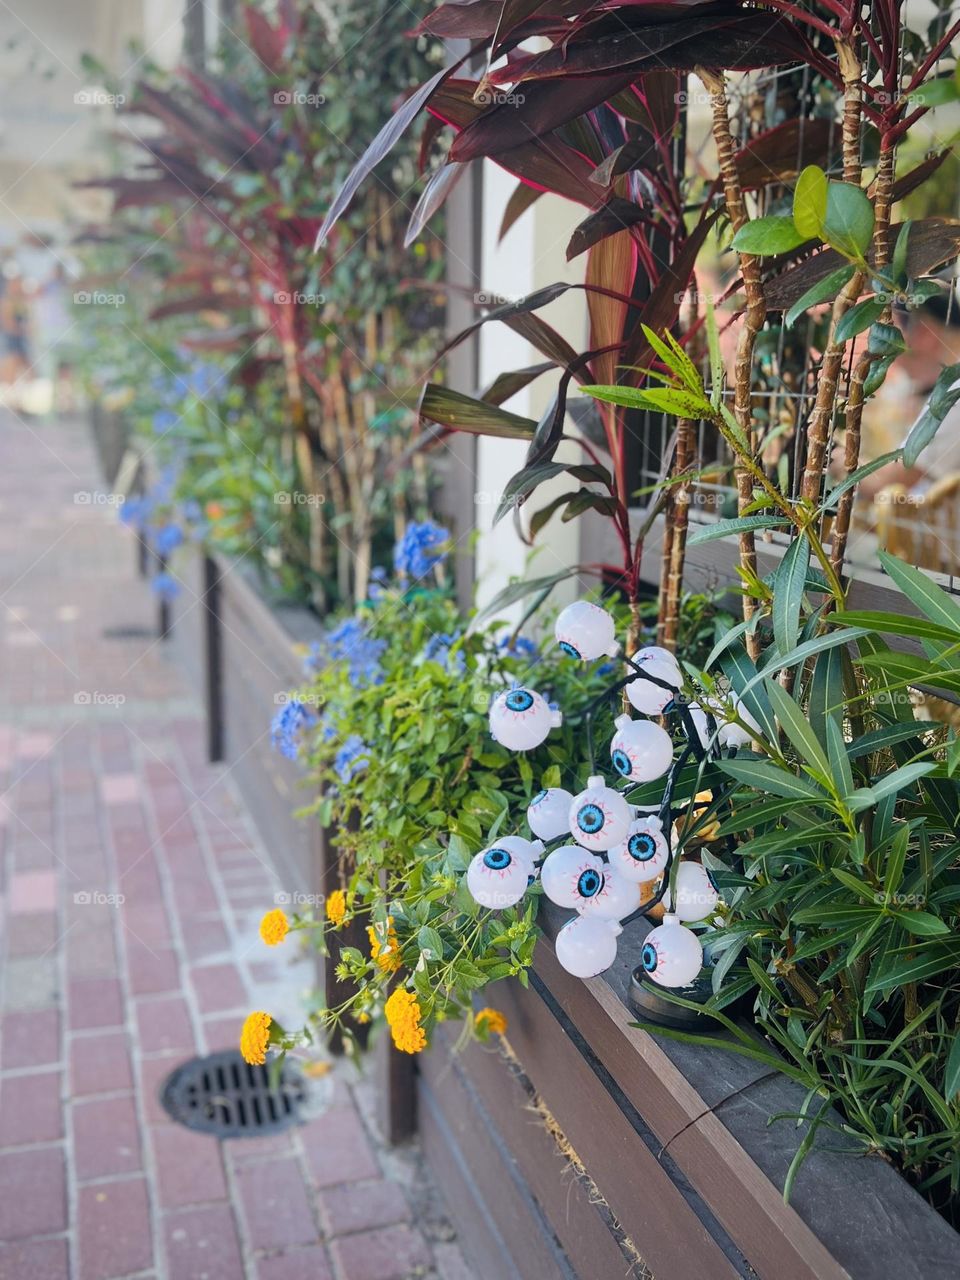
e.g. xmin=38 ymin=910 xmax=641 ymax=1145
xmin=567 ymin=197 xmax=649 ymax=260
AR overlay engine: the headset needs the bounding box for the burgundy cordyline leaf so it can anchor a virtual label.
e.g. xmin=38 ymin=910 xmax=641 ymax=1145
xmin=412 ymin=1 xmax=582 ymax=40
xmin=499 ymin=182 xmax=544 ymax=240
xmin=405 ymin=163 xmax=468 ymax=246
xmin=567 ymin=198 xmax=652 ymax=260
xmin=734 ymin=117 xmax=835 ymax=188
xmin=243 ymin=6 xmax=291 ymax=74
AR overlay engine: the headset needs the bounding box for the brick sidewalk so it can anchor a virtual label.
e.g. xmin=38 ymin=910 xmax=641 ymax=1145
xmin=0 ymin=413 xmax=472 ymax=1280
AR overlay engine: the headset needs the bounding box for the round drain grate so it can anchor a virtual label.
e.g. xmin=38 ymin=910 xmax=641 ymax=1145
xmin=161 ymin=1050 xmax=308 ymax=1138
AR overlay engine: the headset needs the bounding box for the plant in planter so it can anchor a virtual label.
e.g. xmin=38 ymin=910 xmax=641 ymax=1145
xmin=312 ymin=0 xmax=960 ymax=1218
xmin=79 ymin=0 xmax=446 ymax=610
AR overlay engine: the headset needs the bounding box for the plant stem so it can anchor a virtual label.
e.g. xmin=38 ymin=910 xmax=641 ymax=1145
xmin=699 ymin=67 xmax=765 ymax=660
xmin=662 ymin=419 xmax=695 ymax=650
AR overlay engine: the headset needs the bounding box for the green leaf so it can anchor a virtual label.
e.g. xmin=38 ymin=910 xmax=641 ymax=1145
xmin=834 ymin=298 xmax=885 ymax=344
xmin=889 ymin=909 xmax=950 ymax=937
xmin=471 ymin=568 xmax=579 ymax=626
xmin=705 ymin=297 xmax=724 ymax=408
xmin=945 ymin=1032 xmax=960 ymax=1101
xmin=808 ymin=646 xmax=843 ymax=745
xmin=826 ymin=716 xmax=854 ymax=800
xmin=820 ymin=450 xmax=902 ymax=511
xmin=766 ymin=680 xmax=831 ymax=778
xmin=865 ymin=942 xmax=960 ymax=993
xmin=870 ymin=762 xmax=937 ymax=803
xmin=878 ymin=549 xmax=960 ymax=632
xmin=732 ymin=216 xmax=807 ymax=256
xmin=823 ymin=182 xmax=875 ymax=259
xmin=908 ymin=76 xmax=959 ymax=107
xmin=493 ymin=461 xmax=609 ymax=526
xmin=719 ymin=648 xmax=778 ymax=743
xmin=687 ymin=515 xmax=791 ymax=547
xmin=793 ymin=164 xmax=828 ymax=239
xmin=785 ymin=264 xmax=855 ymax=328
xmin=831 ymin=609 xmax=960 ymax=646
xmin=418 ymin=383 xmax=536 ymax=438
xmin=892 ymin=220 xmax=912 ymax=285
xmin=902 ymin=361 xmax=960 ymax=468
xmin=640 ymin=325 xmax=703 ymax=395
xmin=719 ymin=758 xmax=825 ymax=802
xmin=417 ymin=925 xmax=444 ymax=958
xmin=771 ymin=535 xmax=809 ymax=655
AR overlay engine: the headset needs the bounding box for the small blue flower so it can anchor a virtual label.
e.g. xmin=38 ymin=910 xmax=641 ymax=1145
xmin=335 ymin=734 xmax=369 ymax=783
xmin=119 ymin=496 xmax=152 ymax=530
xmin=303 ymin=640 xmax=324 ymax=677
xmin=393 ymin=520 xmax=450 ymax=580
xmin=424 ymin=631 xmax=465 ymax=675
xmin=153 ymin=409 xmax=178 ymax=435
xmin=151 ymin=572 xmax=181 ymax=601
xmin=325 ymin=617 xmax=386 ymax=687
xmin=271 ymin=697 xmax=316 ymax=761
xmin=153 ymin=523 xmax=184 ymax=557
xmin=498 ymin=633 xmax=538 ymax=659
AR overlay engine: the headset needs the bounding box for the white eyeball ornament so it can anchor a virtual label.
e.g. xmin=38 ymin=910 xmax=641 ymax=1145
xmin=577 ymin=865 xmax=642 ymax=921
xmin=670 ymin=860 xmax=720 ymax=923
xmin=609 ymin=714 xmax=673 ymax=783
xmin=718 ymin=695 xmax=762 ymax=748
xmin=624 ymin=648 xmax=683 ymax=715
xmin=489 ymin=686 xmax=562 ymax=752
xmin=527 ymin=788 xmax=574 ymax=841
xmin=639 ymin=914 xmax=703 ymax=988
xmin=466 ymin=837 xmax=544 ymax=910
xmin=555 ymin=915 xmax=622 ymax=978
xmin=569 ymin=775 xmax=632 ymax=851
xmin=540 ymin=845 xmax=604 ymax=909
xmin=608 ymin=816 xmax=670 ymax=884
xmin=554 ymin=601 xmax=619 ymax=662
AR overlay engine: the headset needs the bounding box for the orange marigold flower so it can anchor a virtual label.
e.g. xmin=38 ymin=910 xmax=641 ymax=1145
xmin=259 ymin=908 xmax=289 ymax=947
xmin=475 ymin=1007 xmax=507 ymax=1037
xmin=325 ymin=889 xmax=347 ymax=927
xmin=367 ymin=916 xmax=401 ymax=973
xmin=384 ymin=988 xmax=426 ymax=1054
xmin=240 ymin=1011 xmax=272 ymax=1065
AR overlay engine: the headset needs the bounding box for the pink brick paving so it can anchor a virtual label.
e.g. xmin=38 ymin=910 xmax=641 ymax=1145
xmin=0 ymin=413 xmax=473 ymax=1280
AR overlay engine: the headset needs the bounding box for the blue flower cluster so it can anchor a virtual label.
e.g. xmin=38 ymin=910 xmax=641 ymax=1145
xmin=154 ymin=523 xmax=184 ymax=557
xmin=423 ymin=631 xmax=466 ymax=675
xmin=326 ymin=617 xmax=387 ymax=687
xmin=498 ymin=633 xmax=538 ymax=659
xmin=335 ymin=734 xmax=369 ymax=783
xmin=270 ymin=697 xmax=316 ymax=761
xmin=393 ymin=520 xmax=450 ymax=580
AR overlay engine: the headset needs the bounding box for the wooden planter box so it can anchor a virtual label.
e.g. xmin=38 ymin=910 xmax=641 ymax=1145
xmin=161 ymin=544 xmax=959 ymax=1277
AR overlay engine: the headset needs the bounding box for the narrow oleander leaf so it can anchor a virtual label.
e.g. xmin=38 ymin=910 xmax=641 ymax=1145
xmin=688 ymin=515 xmax=791 ymax=546
xmin=878 ymin=550 xmax=960 ymax=631
xmin=771 ymin=535 xmax=809 ymax=655
xmin=945 ymin=1032 xmax=960 ymax=1101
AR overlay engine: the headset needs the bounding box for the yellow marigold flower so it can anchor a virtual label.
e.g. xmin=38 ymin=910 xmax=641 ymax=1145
xmin=326 ymin=889 xmax=347 ymax=927
xmin=367 ymin=916 xmax=401 ymax=973
xmin=259 ymin=908 xmax=289 ymax=947
xmin=475 ymin=1007 xmax=507 ymax=1037
xmin=384 ymin=988 xmax=426 ymax=1054
xmin=240 ymin=1012 xmax=272 ymax=1065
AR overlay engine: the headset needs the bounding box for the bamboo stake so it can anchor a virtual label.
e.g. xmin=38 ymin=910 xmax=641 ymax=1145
xmin=661 ymin=418 xmax=695 ymax=651
xmin=699 ymin=68 xmax=766 ymax=660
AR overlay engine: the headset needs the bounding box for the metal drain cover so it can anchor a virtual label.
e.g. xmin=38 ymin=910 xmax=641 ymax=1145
xmin=161 ymin=1050 xmax=308 ymax=1138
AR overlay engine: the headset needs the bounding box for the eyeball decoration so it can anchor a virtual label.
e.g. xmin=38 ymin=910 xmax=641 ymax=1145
xmin=639 ymin=913 xmax=703 ymax=988
xmin=555 ymin=915 xmax=622 ymax=978
xmin=569 ymin=775 xmax=632 ymax=851
xmin=467 ymin=836 xmax=544 ymax=910
xmin=577 ymin=864 xmax=642 ymax=921
xmin=608 ymin=815 xmax=670 ymax=884
xmin=540 ymin=845 xmax=605 ymax=909
xmin=609 ymin=714 xmax=673 ymax=783
xmin=625 ymin=647 xmax=683 ymax=715
xmin=554 ymin=601 xmax=620 ymax=661
xmin=717 ymin=695 xmax=762 ymax=748
xmin=527 ymin=787 xmax=575 ymax=841
xmin=669 ymin=860 xmax=720 ymax=923
xmin=489 ymin=684 xmax=562 ymax=752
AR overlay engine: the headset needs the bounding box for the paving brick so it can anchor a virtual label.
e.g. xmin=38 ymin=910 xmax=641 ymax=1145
xmin=139 ymin=1054 xmax=178 ymax=1126
xmin=73 ymin=1096 xmax=142 ymax=1179
xmin=256 ymin=1246 xmax=335 ymax=1280
xmin=201 ymin=1015 xmax=245 ymax=1054
xmin=151 ymin=1124 xmax=227 ymax=1208
xmin=1 ymin=1007 xmax=60 ymax=1069
xmin=4 ymin=911 xmax=58 ymax=957
xmin=70 ymin=1032 xmax=133 ymax=1096
xmin=68 ymin=978 xmax=123 ymax=1030
xmin=78 ymin=1177 xmax=152 ymax=1280
xmin=3 ymin=955 xmax=58 ymax=1009
xmin=433 ymin=1242 xmax=476 ymax=1280
xmin=164 ymin=1204 xmax=245 ymax=1280
xmin=121 ymin=903 xmax=172 ymax=949
xmin=0 ymin=1070 xmax=62 ymax=1145
xmin=126 ymin=943 xmax=180 ymax=995
xmin=65 ymin=927 xmax=118 ymax=979
xmin=318 ymin=1178 xmax=409 ymax=1237
xmin=0 ymin=1236 xmax=70 ymax=1280
xmin=331 ymin=1224 xmax=432 ymax=1280
xmin=0 ymin=1146 xmax=66 ymax=1239
xmin=8 ymin=870 xmax=58 ymax=913
xmin=191 ymin=963 xmax=247 ymax=1014
xmin=302 ymin=1105 xmax=380 ymax=1188
xmin=236 ymin=1156 xmax=319 ymax=1250
xmin=136 ymin=996 xmax=195 ymax=1054
xmin=181 ymin=916 xmax=230 ymax=960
